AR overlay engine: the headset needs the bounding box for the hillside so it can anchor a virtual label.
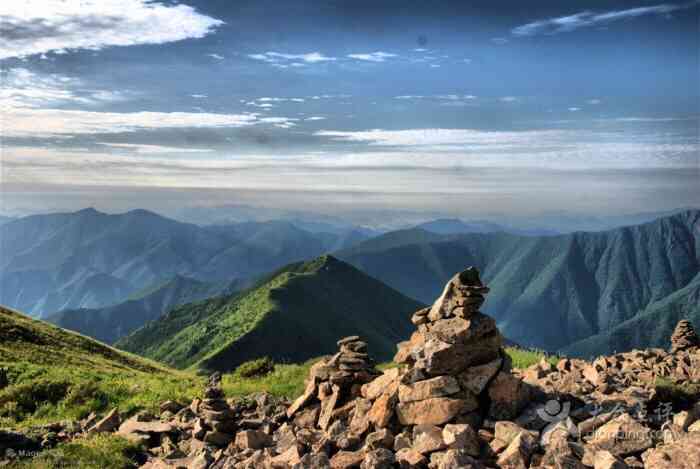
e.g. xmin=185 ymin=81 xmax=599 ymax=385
xmin=0 ymin=209 xmax=370 ymax=318
xmin=337 ymin=210 xmax=700 ymax=354
xmin=117 ymin=255 xmax=423 ymax=372
xmin=46 ymin=275 xmax=240 ymax=344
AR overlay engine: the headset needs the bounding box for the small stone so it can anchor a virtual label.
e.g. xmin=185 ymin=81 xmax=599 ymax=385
xmin=330 ymin=450 xmax=365 ymax=469
xmin=442 ymin=424 xmax=480 ymax=456
xmin=412 ymin=424 xmax=446 ymax=454
xmin=395 ymin=448 xmax=427 ymax=468
xmin=361 ymin=448 xmax=394 ymax=469
xmin=236 ymin=430 xmax=272 ymax=450
xmin=594 ymin=450 xmax=629 ymax=469
xmin=87 ymin=408 xmax=120 ymax=434
xmin=366 ymin=429 xmax=394 ymax=450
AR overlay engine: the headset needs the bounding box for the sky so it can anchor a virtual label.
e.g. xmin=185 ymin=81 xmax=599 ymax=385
xmin=1 ymin=0 xmax=698 ymax=220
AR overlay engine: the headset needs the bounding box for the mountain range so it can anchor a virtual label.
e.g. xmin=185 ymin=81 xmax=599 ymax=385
xmin=45 ymin=275 xmax=241 ymax=344
xmin=0 ymin=208 xmax=370 ymax=318
xmin=337 ymin=210 xmax=700 ymax=357
xmin=117 ymin=255 xmax=422 ymax=372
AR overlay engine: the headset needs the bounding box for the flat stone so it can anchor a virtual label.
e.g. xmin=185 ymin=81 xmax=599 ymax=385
xmin=412 ymin=424 xmax=447 ymax=454
xmin=361 ymin=367 xmax=400 ymax=401
xmin=398 ymin=375 xmax=460 ymax=403
xmin=396 ymin=397 xmax=475 ymax=426
xmin=641 ymin=431 xmax=700 ymax=469
xmin=487 ymin=371 xmax=530 ymax=420
xmin=337 ymin=336 xmax=361 ymax=346
xmin=287 ymin=376 xmax=318 ymax=418
xmin=318 ymin=385 xmax=340 ymax=431
xmin=584 ymin=414 xmax=653 ymax=463
xmin=87 ymin=408 xmax=120 ymax=434
xmin=457 ymin=358 xmax=503 ymax=395
xmin=395 ymin=448 xmax=428 ymax=468
xmin=235 ymin=429 xmax=272 ymax=450
xmin=330 ymin=450 xmax=365 ymax=469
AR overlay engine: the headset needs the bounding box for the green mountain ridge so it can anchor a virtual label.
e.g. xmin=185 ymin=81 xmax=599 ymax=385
xmin=117 ymin=255 xmax=423 ymax=372
xmin=337 ymin=210 xmax=700 ymax=355
xmin=46 ymin=275 xmax=242 ymax=344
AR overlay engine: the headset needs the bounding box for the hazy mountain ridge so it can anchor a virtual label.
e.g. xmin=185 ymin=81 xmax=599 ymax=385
xmin=117 ymin=255 xmax=423 ymax=372
xmin=0 ymin=209 xmax=370 ymax=318
xmin=46 ymin=275 xmax=241 ymax=344
xmin=337 ymin=210 xmax=700 ymax=355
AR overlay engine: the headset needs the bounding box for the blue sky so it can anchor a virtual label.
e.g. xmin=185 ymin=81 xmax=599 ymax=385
xmin=1 ymin=0 xmax=698 ymax=219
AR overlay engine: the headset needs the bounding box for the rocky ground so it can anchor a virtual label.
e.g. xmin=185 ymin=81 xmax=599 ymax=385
xmin=2 ymin=268 xmax=699 ymax=468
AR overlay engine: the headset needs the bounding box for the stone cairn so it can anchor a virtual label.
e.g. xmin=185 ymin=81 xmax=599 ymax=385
xmin=670 ymin=319 xmax=700 ymax=353
xmin=287 ymin=336 xmax=380 ymax=431
xmin=287 ymin=266 xmax=530 ymax=467
xmin=192 ymin=371 xmax=237 ymax=446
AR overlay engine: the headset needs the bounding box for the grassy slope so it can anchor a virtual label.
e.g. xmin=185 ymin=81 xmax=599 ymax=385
xmin=118 ymin=255 xmax=424 ymax=372
xmin=0 ymin=305 xmax=202 ymax=428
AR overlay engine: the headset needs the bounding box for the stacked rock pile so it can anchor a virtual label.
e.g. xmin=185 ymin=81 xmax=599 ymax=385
xmin=192 ymin=372 xmax=238 ymax=446
xmin=287 ymin=335 xmax=380 ymax=431
xmin=283 ymin=267 xmax=532 ymax=468
xmin=670 ymin=319 xmax=700 ymax=353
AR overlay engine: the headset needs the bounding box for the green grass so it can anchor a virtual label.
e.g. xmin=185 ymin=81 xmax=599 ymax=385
xmin=6 ymin=434 xmax=142 ymax=469
xmin=0 ymin=305 xmax=203 ymax=428
xmin=505 ymin=346 xmax=559 ymax=369
xmin=222 ymin=359 xmax=317 ymax=399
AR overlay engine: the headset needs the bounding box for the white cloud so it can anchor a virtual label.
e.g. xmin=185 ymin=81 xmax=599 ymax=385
xmin=569 ymin=107 xmax=581 ymax=112
xmin=512 ymin=1 xmax=698 ymax=36
xmin=492 ymin=37 xmax=510 ymax=44
xmin=3 ymin=108 xmax=260 ymax=137
xmin=314 ymin=128 xmax=573 ymax=148
xmin=207 ymin=53 xmax=224 ymax=60
xmin=1 ymin=68 xmax=124 ymax=108
xmin=347 ymin=51 xmax=397 ymax=62
xmin=0 ymin=0 xmax=224 ymax=59
xmin=99 ymin=143 xmax=215 ymax=154
xmin=190 ymin=94 xmax=208 ymax=99
xmin=588 ymin=99 xmax=602 ymax=105
xmin=305 ymin=116 xmax=326 ymax=121
xmin=248 ymin=51 xmax=336 ymax=65
xmin=500 ymin=96 xmax=518 ymax=102
xmin=257 ymin=117 xmax=298 ymax=129
xmin=430 ymin=64 xmax=441 ymax=68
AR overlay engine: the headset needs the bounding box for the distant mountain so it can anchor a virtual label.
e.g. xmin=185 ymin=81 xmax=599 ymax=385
xmin=337 ymin=210 xmax=700 ymax=356
xmin=415 ymin=218 xmax=558 ymax=236
xmin=117 ymin=255 xmax=423 ymax=372
xmin=0 ymin=216 xmax=14 ymax=225
xmin=46 ymin=275 xmax=241 ymax=344
xmin=0 ymin=209 xmax=371 ymax=318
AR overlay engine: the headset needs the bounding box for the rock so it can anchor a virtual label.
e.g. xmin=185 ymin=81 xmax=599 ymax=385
xmin=365 ymin=429 xmax=394 ymax=450
xmin=87 ymin=408 xmax=120 ymax=434
xmin=288 ymin=377 xmax=319 ymax=418
xmin=431 ymin=449 xmax=484 ymax=469
xmin=236 ymin=429 xmax=272 ymax=450
xmin=442 ymin=424 xmax=480 ymax=456
xmin=496 ymin=431 xmax=537 ymax=469
xmin=367 ymin=387 xmax=397 ymax=429
xmin=641 ymin=431 xmax=700 ymax=469
xmin=594 ymin=450 xmax=629 ymax=469
xmin=412 ymin=424 xmax=446 ymax=454
xmin=360 ymin=448 xmax=394 ymax=469
xmin=394 ymin=432 xmax=412 ymax=452
xmin=673 ymin=410 xmax=698 ymax=431
xmin=361 ymin=368 xmax=400 ymax=401
xmin=584 ymin=414 xmax=653 ymax=462
xmin=203 ymin=430 xmax=234 ymax=446
xmin=396 ymin=397 xmax=473 ymax=426
xmin=395 ymin=448 xmax=427 ymax=468
xmin=457 ymin=358 xmax=503 ymax=395
xmin=296 ymin=452 xmax=332 ymax=469
xmin=330 ymin=450 xmax=365 ymax=469
xmin=272 ymin=445 xmax=304 ymax=468
xmin=117 ymin=418 xmax=175 ymax=443
xmin=159 ymin=400 xmax=182 ymax=414
xmin=318 ymin=385 xmax=340 ymax=430
xmin=398 ymin=376 xmax=460 ymax=403
xmin=670 ymin=320 xmax=699 ymax=353
xmin=349 ymin=399 xmax=373 ymax=436
xmin=487 ymin=371 xmax=530 ymax=420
